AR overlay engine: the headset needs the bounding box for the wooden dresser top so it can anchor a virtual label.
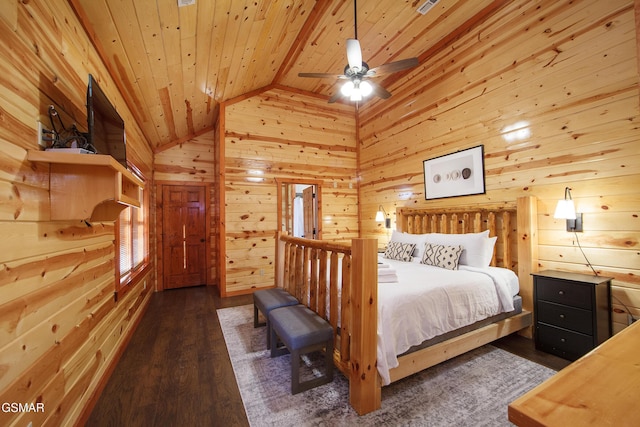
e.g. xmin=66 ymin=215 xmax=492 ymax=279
xmin=508 ymin=320 xmax=640 ymax=426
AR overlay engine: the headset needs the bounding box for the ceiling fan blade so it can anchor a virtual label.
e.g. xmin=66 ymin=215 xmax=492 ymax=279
xmin=369 ymin=81 xmax=392 ymax=99
xmin=367 ymin=57 xmax=419 ymax=77
xmin=298 ymin=72 xmax=343 ymax=79
xmin=346 ymin=38 xmax=363 ymax=72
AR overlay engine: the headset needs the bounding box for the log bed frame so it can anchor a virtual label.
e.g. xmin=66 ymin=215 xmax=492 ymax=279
xmin=274 ymin=196 xmax=538 ymax=415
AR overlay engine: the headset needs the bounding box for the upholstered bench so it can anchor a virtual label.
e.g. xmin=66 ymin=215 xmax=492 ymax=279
xmin=253 ymin=288 xmax=299 ymax=349
xmin=269 ymin=304 xmax=334 ymax=394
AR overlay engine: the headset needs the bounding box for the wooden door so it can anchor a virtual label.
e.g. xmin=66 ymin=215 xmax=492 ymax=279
xmin=303 ymin=185 xmax=316 ymax=239
xmin=163 ymin=185 xmax=207 ymax=289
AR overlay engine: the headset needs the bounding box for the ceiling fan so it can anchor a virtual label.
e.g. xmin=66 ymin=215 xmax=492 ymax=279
xmin=298 ymin=0 xmax=419 ymax=103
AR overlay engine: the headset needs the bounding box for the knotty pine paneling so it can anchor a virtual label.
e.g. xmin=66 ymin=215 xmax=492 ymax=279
xmin=154 ymin=132 xmax=216 ymax=183
xmin=154 ymin=131 xmax=219 ymax=286
xmin=73 ymin=0 xmax=316 ymax=150
xmin=0 ymin=1 xmax=154 ymax=425
xmin=222 ymin=87 xmax=357 ymax=295
xmin=358 ymin=0 xmax=640 ymax=334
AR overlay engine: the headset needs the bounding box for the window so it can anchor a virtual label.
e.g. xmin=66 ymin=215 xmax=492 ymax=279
xmin=116 ymin=182 xmax=149 ymax=299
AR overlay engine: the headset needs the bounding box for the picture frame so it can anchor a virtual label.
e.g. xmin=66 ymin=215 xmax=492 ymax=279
xmin=423 ymin=145 xmax=485 ymax=200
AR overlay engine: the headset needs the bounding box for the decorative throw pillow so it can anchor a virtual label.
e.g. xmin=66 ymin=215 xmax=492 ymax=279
xmin=384 ymin=241 xmax=416 ymax=262
xmin=421 ymin=243 xmax=463 ymax=270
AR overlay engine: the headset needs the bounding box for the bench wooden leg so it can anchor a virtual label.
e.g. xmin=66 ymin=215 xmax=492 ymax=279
xmin=254 ymin=304 xmax=273 ymax=349
xmin=291 ymin=349 xmax=301 ymax=394
xmin=253 ymin=304 xmax=265 ymax=328
xmin=290 ymin=341 xmax=334 ymax=395
xmin=270 ymin=325 xmax=289 ymax=358
xmin=325 ymin=338 xmax=334 ymax=382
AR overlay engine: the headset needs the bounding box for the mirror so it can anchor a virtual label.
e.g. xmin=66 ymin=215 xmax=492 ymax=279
xmin=277 ymin=179 xmax=321 ymax=239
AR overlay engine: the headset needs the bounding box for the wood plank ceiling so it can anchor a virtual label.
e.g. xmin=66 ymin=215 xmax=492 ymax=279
xmin=70 ymin=0 xmax=503 ymax=151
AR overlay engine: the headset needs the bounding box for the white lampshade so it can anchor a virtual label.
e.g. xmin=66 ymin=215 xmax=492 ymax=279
xmin=554 ymin=199 xmax=576 ymax=220
xmin=375 ymin=210 xmax=385 ymax=222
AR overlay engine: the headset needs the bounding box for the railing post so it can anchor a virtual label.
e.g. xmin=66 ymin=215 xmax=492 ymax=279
xmin=275 ymin=231 xmax=284 ymax=287
xmin=349 ymin=238 xmax=380 ymax=415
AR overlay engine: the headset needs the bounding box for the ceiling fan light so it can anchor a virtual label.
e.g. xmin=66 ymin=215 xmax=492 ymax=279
xmin=360 ymin=80 xmax=373 ymax=97
xmin=341 ymin=80 xmax=354 ymax=96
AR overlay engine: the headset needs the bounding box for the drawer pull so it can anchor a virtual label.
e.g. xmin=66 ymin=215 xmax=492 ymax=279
xmin=560 ymin=338 xmax=566 ymax=343
xmin=559 ymin=314 xmax=565 ymax=319
xmin=558 ymin=290 xmax=565 ymax=295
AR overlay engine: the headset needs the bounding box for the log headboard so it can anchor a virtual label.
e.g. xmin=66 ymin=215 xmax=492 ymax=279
xmin=397 ymin=204 xmax=515 ymax=271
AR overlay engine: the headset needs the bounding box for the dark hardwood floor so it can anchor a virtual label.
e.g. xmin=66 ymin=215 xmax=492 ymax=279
xmin=87 ymin=286 xmax=570 ymax=426
xmin=87 ymin=286 xmax=252 ymax=427
xmin=494 ymin=331 xmax=571 ymax=372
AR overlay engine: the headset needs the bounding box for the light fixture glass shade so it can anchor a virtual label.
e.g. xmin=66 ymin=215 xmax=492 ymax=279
xmin=341 ymin=79 xmax=372 ymax=102
xmin=341 ymin=80 xmax=354 ymax=96
xmin=375 ymin=210 xmax=385 ymax=222
xmin=554 ymin=199 xmax=576 ymax=220
xmin=360 ymin=80 xmax=373 ymax=96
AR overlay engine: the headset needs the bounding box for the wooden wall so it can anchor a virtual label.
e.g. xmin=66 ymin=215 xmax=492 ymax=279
xmin=154 ymin=130 xmax=219 ymax=287
xmin=220 ymin=87 xmax=357 ymax=296
xmin=0 ymin=1 xmax=154 ymax=425
xmin=358 ymin=0 xmax=640 ymax=333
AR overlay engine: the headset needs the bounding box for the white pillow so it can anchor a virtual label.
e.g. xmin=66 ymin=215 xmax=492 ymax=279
xmin=389 ymin=231 xmax=429 ymax=258
xmin=423 ymin=230 xmax=496 ymax=268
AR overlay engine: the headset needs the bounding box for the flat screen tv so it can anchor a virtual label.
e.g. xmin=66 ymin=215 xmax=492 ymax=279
xmin=86 ymin=74 xmax=127 ymax=169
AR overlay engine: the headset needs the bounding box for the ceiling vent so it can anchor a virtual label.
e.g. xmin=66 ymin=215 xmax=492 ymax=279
xmin=178 ymin=0 xmax=195 ymax=7
xmin=417 ymin=0 xmax=440 ymax=15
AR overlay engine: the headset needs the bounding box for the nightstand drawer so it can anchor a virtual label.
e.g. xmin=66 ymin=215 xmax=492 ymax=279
xmin=536 ymin=277 xmax=592 ymax=309
xmin=537 ymin=301 xmax=593 ymax=335
xmin=536 ymin=323 xmax=593 ymax=361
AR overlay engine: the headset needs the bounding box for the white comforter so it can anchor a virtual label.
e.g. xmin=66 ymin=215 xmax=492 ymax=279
xmin=376 ymin=255 xmax=518 ymax=385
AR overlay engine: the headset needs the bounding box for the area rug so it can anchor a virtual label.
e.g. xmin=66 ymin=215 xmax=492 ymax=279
xmin=218 ymin=304 xmax=555 ymax=427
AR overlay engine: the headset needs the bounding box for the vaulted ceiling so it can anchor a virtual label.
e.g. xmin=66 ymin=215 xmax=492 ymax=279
xmin=70 ymin=0 xmax=504 ymax=151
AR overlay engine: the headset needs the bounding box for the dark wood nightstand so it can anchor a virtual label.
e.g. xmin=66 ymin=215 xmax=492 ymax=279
xmin=532 ymin=270 xmax=612 ymax=361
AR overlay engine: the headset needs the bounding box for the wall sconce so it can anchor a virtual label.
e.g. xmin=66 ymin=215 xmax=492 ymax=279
xmin=376 ymin=205 xmax=391 ymax=229
xmin=554 ymin=187 xmax=583 ymax=232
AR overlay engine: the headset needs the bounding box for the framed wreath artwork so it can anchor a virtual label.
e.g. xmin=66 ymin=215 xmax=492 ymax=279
xmin=423 ymin=145 xmax=485 ymax=200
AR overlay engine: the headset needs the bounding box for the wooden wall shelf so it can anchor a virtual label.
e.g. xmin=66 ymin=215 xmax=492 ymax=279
xmin=28 ymin=151 xmax=144 ymax=222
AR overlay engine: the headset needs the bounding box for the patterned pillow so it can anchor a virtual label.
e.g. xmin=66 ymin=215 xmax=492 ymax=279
xmin=421 ymin=243 xmax=463 ymax=270
xmin=384 ymin=241 xmax=416 ymax=262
